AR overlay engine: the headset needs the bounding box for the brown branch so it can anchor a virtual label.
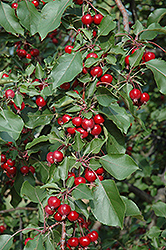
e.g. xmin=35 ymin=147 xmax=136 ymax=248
xmin=127 ymin=184 xmax=153 ymax=204
xmin=0 ymin=207 xmax=38 ymax=214
xmin=61 ymin=222 xmax=66 ymax=250
xmin=114 ymin=0 xmax=129 ymax=33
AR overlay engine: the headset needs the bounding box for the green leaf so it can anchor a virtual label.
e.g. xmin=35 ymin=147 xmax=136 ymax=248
xmin=51 ymin=52 xmax=82 ymax=90
xmin=72 ymin=132 xmax=85 ymax=153
xmin=74 ymin=200 xmax=89 ymax=219
xmin=96 ymin=87 xmax=116 ymax=107
xmin=24 ymin=235 xmax=44 ymax=250
xmin=99 ymin=154 xmax=139 ymax=180
xmin=54 ymin=96 xmax=74 ymax=108
xmin=24 ymin=109 xmax=54 ymax=129
xmin=146 ymin=59 xmax=166 ymax=94
xmin=25 ymin=64 xmax=36 ymax=76
xmin=45 ymin=238 xmax=55 ymax=250
xmin=83 ymin=138 xmax=105 ymax=155
xmin=98 ymin=16 xmax=116 ymax=37
xmin=35 ymin=62 xmax=44 ymax=79
xmin=129 ymin=47 xmax=145 ymax=68
xmin=0 ymin=235 xmax=13 ymax=250
xmin=132 ymin=20 xmax=144 ymax=35
xmin=147 ymin=8 xmax=166 ymax=26
xmin=0 ymin=2 xmax=24 ymax=35
xmin=13 ymin=93 xmax=23 ymax=109
xmin=100 ymin=103 xmax=131 ymax=134
xmin=140 ymin=23 xmax=166 ymax=40
xmin=91 ymin=180 xmax=125 ymax=228
xmin=25 ymin=135 xmax=48 ymax=150
xmin=147 ymin=226 xmax=161 ymax=239
xmin=0 ymin=109 xmax=24 ymax=141
xmin=152 ymin=201 xmax=166 ymax=218
xmin=17 ymin=1 xmax=40 ymax=35
xmin=121 ymin=196 xmax=143 ymax=220
xmin=21 ymin=181 xmax=46 ymax=203
xmin=58 ymin=157 xmax=69 ymax=181
xmin=84 ymin=57 xmax=99 ymax=68
xmin=38 ymin=0 xmax=73 ymax=40
xmin=72 ymin=184 xmax=93 ymax=200
xmin=105 ymin=54 xmax=117 ymax=65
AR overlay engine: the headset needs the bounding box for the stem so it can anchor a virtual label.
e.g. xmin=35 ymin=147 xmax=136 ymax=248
xmin=61 ymin=222 xmax=66 ymax=250
xmin=114 ymin=0 xmax=129 ymax=33
xmin=148 ymin=41 xmax=166 ymax=53
xmin=0 ymin=207 xmax=38 ymax=214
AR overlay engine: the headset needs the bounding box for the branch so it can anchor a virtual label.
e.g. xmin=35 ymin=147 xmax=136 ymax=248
xmin=114 ymin=0 xmax=129 ymax=33
xmin=0 ymin=207 xmax=38 ymax=214
xmin=127 ymin=184 xmax=153 ymax=204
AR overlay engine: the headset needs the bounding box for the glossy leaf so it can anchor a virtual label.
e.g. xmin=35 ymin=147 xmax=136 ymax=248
xmin=121 ymin=196 xmax=143 ymax=220
xmin=24 ymin=235 xmax=44 ymax=250
xmin=146 ymin=59 xmax=166 ymax=94
xmin=51 ymin=52 xmax=82 ymax=90
xmin=147 ymin=8 xmax=166 ymax=26
xmin=96 ymin=87 xmax=116 ymax=107
xmin=72 ymin=184 xmax=93 ymax=200
xmin=140 ymin=23 xmax=166 ymax=40
xmin=98 ymin=16 xmax=116 ymax=37
xmin=152 ymin=201 xmax=166 ymax=218
xmin=58 ymin=157 xmax=69 ymax=181
xmin=25 ymin=135 xmax=48 ymax=150
xmin=72 ymin=132 xmax=85 ymax=153
xmin=132 ymin=20 xmax=144 ymax=35
xmin=21 ymin=181 xmax=46 ymax=203
xmin=38 ymin=0 xmax=73 ymax=40
xmin=35 ymin=62 xmax=44 ymax=79
xmin=91 ymin=180 xmax=125 ymax=228
xmin=129 ymin=47 xmax=145 ymax=68
xmin=100 ymin=154 xmax=139 ymax=180
xmin=83 ymin=138 xmax=105 ymax=155
xmin=0 ymin=235 xmax=13 ymax=250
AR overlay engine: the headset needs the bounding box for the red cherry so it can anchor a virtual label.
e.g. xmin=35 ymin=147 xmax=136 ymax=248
xmin=36 ymin=96 xmax=46 ymax=108
xmin=93 ymin=114 xmax=104 ymax=124
xmin=76 ymin=127 xmax=89 ymax=138
xmin=86 ymin=52 xmax=98 ymax=59
xmin=2 ymin=162 xmax=9 ymax=170
xmin=82 ymin=118 xmax=95 ymax=131
xmin=79 ymin=236 xmax=91 ymax=247
xmin=32 ymin=0 xmax=39 ymax=7
xmin=54 ymin=212 xmax=62 ymax=221
xmin=20 ymin=166 xmax=29 ymax=175
xmin=129 ymin=89 xmax=141 ymax=100
xmin=95 ymin=167 xmax=104 ymax=175
xmin=68 ymin=211 xmax=79 ymax=221
xmin=91 ymin=124 xmax=102 ymax=136
xmin=93 ymin=30 xmax=97 ymax=37
xmin=68 ymin=237 xmax=79 ymax=247
xmin=82 ymin=64 xmax=88 ymax=74
xmin=11 ymin=3 xmax=18 ymax=9
xmin=82 ymin=14 xmax=93 ymax=25
xmin=100 ymin=74 xmax=113 ymax=83
xmin=67 ymin=127 xmax=76 ymax=134
xmin=58 ymin=204 xmax=71 ymax=216
xmin=60 ymin=82 xmax=70 ymax=90
xmin=126 ymin=146 xmax=132 ymax=151
xmin=17 ymin=49 xmax=27 ymax=58
xmin=74 ymin=176 xmax=86 ymax=185
xmin=2 ymin=73 xmax=9 ymax=78
xmin=7 ymin=158 xmax=15 ymax=166
xmin=52 ymin=38 xmax=58 ymax=44
xmin=88 ymin=231 xmax=99 ymax=241
xmin=29 ymin=166 xmax=35 ymax=174
xmin=48 ymin=196 xmax=61 ymax=209
xmin=90 ymin=66 xmax=103 ymax=78
xmin=0 ymin=225 xmax=6 ymax=234
xmin=85 ymin=171 xmax=96 ymax=182
xmin=13 ymin=102 xmax=25 ymax=111
xmin=93 ymin=14 xmax=103 ymax=24
xmin=26 ymin=53 xmax=31 ymax=59
xmin=6 ymin=166 xmax=17 ymax=175
xmin=1 ymin=154 xmax=6 ymax=163
xmin=62 ymin=114 xmax=72 ymax=123
xmin=78 ymin=217 xmax=84 ymax=224
xmin=140 ymin=92 xmax=150 ymax=103
xmin=44 ymin=205 xmax=55 ymax=216
xmin=125 ymin=55 xmax=130 ymax=65
xmin=53 ymin=150 xmax=64 ymax=162
xmin=73 ymin=89 xmax=79 ymax=94
xmin=65 ymin=45 xmax=74 ymax=54
xmin=98 ymin=175 xmax=104 ymax=181
xmin=131 ymin=48 xmax=139 ymax=54
xmin=30 ymin=48 xmax=40 ymax=57
xmin=57 ymin=117 xmax=64 ymax=125
xmin=47 ymin=152 xmax=54 ymax=164
xmin=73 ymin=0 xmax=83 ymax=4
xmin=144 ymin=52 xmax=155 ymax=62
xmin=67 ymin=172 xmax=76 ymax=180
xmin=72 ymin=117 xmax=82 ymax=127
xmin=25 ymin=237 xmax=33 ymax=246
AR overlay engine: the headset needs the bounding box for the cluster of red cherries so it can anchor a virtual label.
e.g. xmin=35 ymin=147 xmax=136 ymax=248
xmin=14 ymin=41 xmax=39 ymax=60
xmin=125 ymin=48 xmax=155 ymax=67
xmin=58 ymin=113 xmax=105 ymax=138
xmin=0 ymin=225 xmax=6 ymax=234
xmin=44 ymin=196 xmax=99 ymax=249
xmin=1 ymin=154 xmax=17 ymax=179
xmin=48 ymin=29 xmax=59 ymax=45
xmin=129 ymin=88 xmax=150 ymax=107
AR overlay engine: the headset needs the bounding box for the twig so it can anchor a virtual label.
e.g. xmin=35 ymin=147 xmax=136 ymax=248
xmin=0 ymin=207 xmax=38 ymax=214
xmin=114 ymin=0 xmax=129 ymax=33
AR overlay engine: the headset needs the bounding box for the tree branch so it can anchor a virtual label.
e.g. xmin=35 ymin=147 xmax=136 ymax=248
xmin=114 ymin=0 xmax=129 ymax=33
xmin=127 ymin=184 xmax=153 ymax=204
xmin=0 ymin=207 xmax=38 ymax=214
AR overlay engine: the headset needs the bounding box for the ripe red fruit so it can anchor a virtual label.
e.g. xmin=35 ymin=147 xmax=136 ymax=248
xmin=6 ymin=166 xmax=17 ymax=175
xmin=140 ymin=92 xmax=150 ymax=103
xmin=29 ymin=166 xmax=35 ymax=174
xmin=91 ymin=124 xmax=102 ymax=136
xmin=47 ymin=152 xmax=54 ymax=164
xmin=93 ymin=14 xmax=103 ymax=24
xmin=48 ymin=196 xmax=61 ymax=209
xmin=98 ymin=175 xmax=104 ymax=181
xmin=76 ymin=127 xmax=89 ymax=138
xmin=82 ymin=118 xmax=95 ymax=131
xmin=2 ymin=162 xmax=9 ymax=170
xmin=52 ymin=38 xmax=58 ymax=44
xmin=129 ymin=89 xmax=141 ymax=100
xmin=17 ymin=49 xmax=27 ymax=58
xmin=125 ymin=55 xmax=130 ymax=65
xmin=67 ymin=127 xmax=76 ymax=134
xmin=53 ymin=150 xmax=64 ymax=162
xmin=44 ymin=205 xmax=55 ymax=215
xmin=65 ymin=45 xmax=74 ymax=54
xmin=30 ymin=48 xmax=40 ymax=57
xmin=131 ymin=48 xmax=139 ymax=54
xmin=62 ymin=114 xmax=72 ymax=123
xmin=57 ymin=117 xmax=64 ymax=125
xmin=79 ymin=236 xmax=91 ymax=247
xmin=82 ymin=14 xmax=93 ymax=25
xmin=67 ymin=172 xmax=76 ymax=180
xmin=25 ymin=237 xmax=33 ymax=246
xmin=20 ymin=166 xmax=29 ymax=175
xmin=36 ymin=96 xmax=46 ymax=108
xmin=74 ymin=176 xmax=86 ymax=185
xmin=58 ymin=204 xmax=71 ymax=216
xmin=72 ymin=117 xmax=82 ymax=127
xmin=95 ymin=167 xmax=104 ymax=175
xmin=68 ymin=237 xmax=79 ymax=247
xmin=1 ymin=154 xmax=6 ymax=163
xmin=11 ymin=3 xmax=18 ymax=9
xmin=73 ymin=89 xmax=79 ymax=94
xmin=32 ymin=0 xmax=39 ymax=7
xmin=60 ymin=82 xmax=70 ymax=90
xmin=126 ymin=146 xmax=132 ymax=151
xmin=7 ymin=158 xmax=15 ymax=166
xmin=2 ymin=73 xmax=9 ymax=78
xmin=73 ymin=0 xmax=83 ymax=4
xmin=93 ymin=30 xmax=97 ymax=37
xmin=68 ymin=211 xmax=79 ymax=221
xmin=144 ymin=52 xmax=155 ymax=62
xmin=88 ymin=231 xmax=99 ymax=241
xmin=86 ymin=52 xmax=98 ymax=59
xmin=13 ymin=102 xmax=25 ymax=111
xmin=54 ymin=212 xmax=62 ymax=221
xmin=100 ymin=74 xmax=113 ymax=83
xmin=93 ymin=114 xmax=104 ymax=124
xmin=85 ymin=171 xmax=97 ymax=182
xmin=0 ymin=225 xmax=6 ymax=234
xmin=90 ymin=66 xmax=103 ymax=78
xmin=26 ymin=53 xmax=32 ymax=59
